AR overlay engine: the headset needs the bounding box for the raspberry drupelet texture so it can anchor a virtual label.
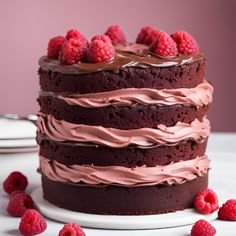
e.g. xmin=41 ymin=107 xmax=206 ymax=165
xmin=172 ymin=31 xmax=199 ymax=55
xmin=9 ymin=190 xmax=25 ymax=199
xmin=136 ymin=26 xmax=160 ymax=45
xmin=19 ymin=209 xmax=47 ymax=236
xmin=149 ymin=31 xmax=178 ymax=56
xmin=91 ymin=34 xmax=111 ymax=43
xmin=87 ymin=36 xmax=115 ymax=63
xmin=191 ymin=219 xmax=216 ymax=236
xmin=58 ymin=223 xmax=86 ymax=236
xmin=105 ymin=25 xmax=126 ymax=43
xmin=59 ymin=38 xmax=88 ymax=65
xmin=47 ymin=36 xmax=66 ymax=59
xmin=194 ymin=189 xmax=219 ymax=214
xmin=3 ymin=171 xmax=28 ymax=194
xmin=7 ymin=192 xmax=34 ymax=217
xmin=218 ymin=199 xmax=236 ymax=221
xmin=66 ymin=29 xmax=89 ymax=46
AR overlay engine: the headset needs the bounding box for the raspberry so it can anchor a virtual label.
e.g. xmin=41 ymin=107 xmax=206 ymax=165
xmin=218 ymin=199 xmax=236 ymax=221
xmin=136 ymin=26 xmax=160 ymax=45
xmin=58 ymin=223 xmax=85 ymax=236
xmin=91 ymin=34 xmax=111 ymax=43
xmin=105 ymin=25 xmax=126 ymax=43
xmin=59 ymin=38 xmax=88 ymax=65
xmin=149 ymin=31 xmax=178 ymax=56
xmin=10 ymin=190 xmax=25 ymax=199
xmin=66 ymin=29 xmax=89 ymax=46
xmin=7 ymin=192 xmax=34 ymax=217
xmin=87 ymin=37 xmax=115 ymax=63
xmin=191 ymin=219 xmax=216 ymax=236
xmin=47 ymin=36 xmax=66 ymax=59
xmin=171 ymin=31 xmax=199 ymax=55
xmin=3 ymin=171 xmax=28 ymax=194
xmin=19 ymin=209 xmax=47 ymax=236
xmin=194 ymin=189 xmax=219 ymax=214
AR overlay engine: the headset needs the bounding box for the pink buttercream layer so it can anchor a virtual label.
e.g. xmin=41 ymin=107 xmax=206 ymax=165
xmin=55 ymin=80 xmax=213 ymax=108
xmin=37 ymin=114 xmax=210 ymax=148
xmin=40 ymin=155 xmax=210 ymax=187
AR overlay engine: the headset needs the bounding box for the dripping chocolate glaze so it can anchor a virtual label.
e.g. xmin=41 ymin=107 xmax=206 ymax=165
xmin=39 ymin=43 xmax=205 ymax=75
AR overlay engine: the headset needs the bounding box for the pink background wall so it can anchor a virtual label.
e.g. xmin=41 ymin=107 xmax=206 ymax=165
xmin=0 ymin=0 xmax=235 ymax=131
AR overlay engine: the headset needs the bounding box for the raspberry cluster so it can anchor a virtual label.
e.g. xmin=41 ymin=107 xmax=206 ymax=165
xmin=47 ymin=26 xmax=200 ymax=64
xmin=47 ymin=26 xmax=124 ymax=64
xmin=136 ymin=26 xmax=199 ymax=56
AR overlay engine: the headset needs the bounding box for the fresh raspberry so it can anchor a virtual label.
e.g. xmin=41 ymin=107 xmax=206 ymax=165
xmin=66 ymin=29 xmax=89 ymax=46
xmin=218 ymin=199 xmax=236 ymax=221
xmin=47 ymin=36 xmax=66 ymax=59
xmin=171 ymin=31 xmax=199 ymax=55
xmin=191 ymin=219 xmax=216 ymax=236
xmin=136 ymin=26 xmax=160 ymax=45
xmin=87 ymin=37 xmax=115 ymax=63
xmin=91 ymin=34 xmax=111 ymax=43
xmin=9 ymin=190 xmax=25 ymax=199
xmin=7 ymin=192 xmax=34 ymax=217
xmin=3 ymin=171 xmax=28 ymax=194
xmin=194 ymin=189 xmax=219 ymax=214
xmin=105 ymin=25 xmax=126 ymax=43
xmin=58 ymin=223 xmax=85 ymax=236
xmin=149 ymin=31 xmax=178 ymax=56
xmin=59 ymin=38 xmax=88 ymax=64
xmin=19 ymin=209 xmax=47 ymax=236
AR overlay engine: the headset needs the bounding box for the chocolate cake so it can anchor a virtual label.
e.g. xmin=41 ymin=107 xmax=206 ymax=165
xmin=37 ymin=27 xmax=213 ymax=215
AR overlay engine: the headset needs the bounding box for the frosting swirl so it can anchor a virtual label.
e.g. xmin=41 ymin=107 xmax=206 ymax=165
xmin=37 ymin=114 xmax=210 ymax=148
xmin=40 ymin=155 xmax=210 ymax=187
xmin=40 ymin=80 xmax=213 ymax=108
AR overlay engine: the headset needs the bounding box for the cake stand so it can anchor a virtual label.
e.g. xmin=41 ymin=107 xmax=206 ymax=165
xmin=32 ymin=187 xmax=218 ymax=230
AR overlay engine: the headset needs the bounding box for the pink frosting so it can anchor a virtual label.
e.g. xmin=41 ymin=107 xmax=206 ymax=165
xmin=40 ymin=155 xmax=210 ymax=187
xmin=37 ymin=114 xmax=210 ymax=148
xmin=55 ymin=80 xmax=213 ymax=108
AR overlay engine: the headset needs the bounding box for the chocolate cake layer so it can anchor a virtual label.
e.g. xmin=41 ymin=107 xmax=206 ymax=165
xmin=37 ymin=136 xmax=207 ymax=167
xmin=38 ymin=96 xmax=208 ymax=128
xmin=39 ymin=58 xmax=206 ymax=93
xmin=42 ymin=174 xmax=208 ymax=215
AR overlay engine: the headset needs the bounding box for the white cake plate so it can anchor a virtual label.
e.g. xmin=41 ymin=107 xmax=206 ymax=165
xmin=32 ymin=187 xmax=218 ymax=230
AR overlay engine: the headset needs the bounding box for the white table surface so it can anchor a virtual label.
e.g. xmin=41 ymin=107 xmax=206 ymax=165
xmin=0 ymin=133 xmax=235 ymax=235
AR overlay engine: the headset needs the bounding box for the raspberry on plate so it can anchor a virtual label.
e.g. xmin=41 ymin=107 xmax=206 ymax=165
xmin=191 ymin=219 xmax=216 ymax=236
xmin=66 ymin=29 xmax=89 ymax=46
xmin=136 ymin=26 xmax=160 ymax=45
xmin=218 ymin=199 xmax=236 ymax=221
xmin=58 ymin=223 xmax=86 ymax=236
xmin=194 ymin=188 xmax=219 ymax=214
xmin=7 ymin=192 xmax=34 ymax=217
xmin=47 ymin=36 xmax=66 ymax=59
xmin=171 ymin=30 xmax=199 ymax=55
xmin=19 ymin=209 xmax=47 ymax=236
xmin=3 ymin=171 xmax=28 ymax=194
xmin=149 ymin=31 xmax=178 ymax=56
xmin=87 ymin=36 xmax=115 ymax=63
xmin=59 ymin=38 xmax=88 ymax=65
xmin=105 ymin=25 xmax=126 ymax=43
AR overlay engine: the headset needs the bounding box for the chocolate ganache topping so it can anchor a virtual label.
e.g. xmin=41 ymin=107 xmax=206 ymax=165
xmin=39 ymin=43 xmax=205 ymax=74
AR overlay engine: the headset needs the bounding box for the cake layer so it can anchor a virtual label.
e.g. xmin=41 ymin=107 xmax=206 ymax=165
xmin=38 ymin=96 xmax=209 ymax=128
xmin=39 ymin=58 xmax=206 ymax=93
xmin=40 ymin=155 xmax=209 ymax=186
xmin=37 ymin=136 xmax=207 ymax=167
xmin=42 ymin=174 xmax=208 ymax=215
xmin=37 ymin=114 xmax=210 ymax=148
